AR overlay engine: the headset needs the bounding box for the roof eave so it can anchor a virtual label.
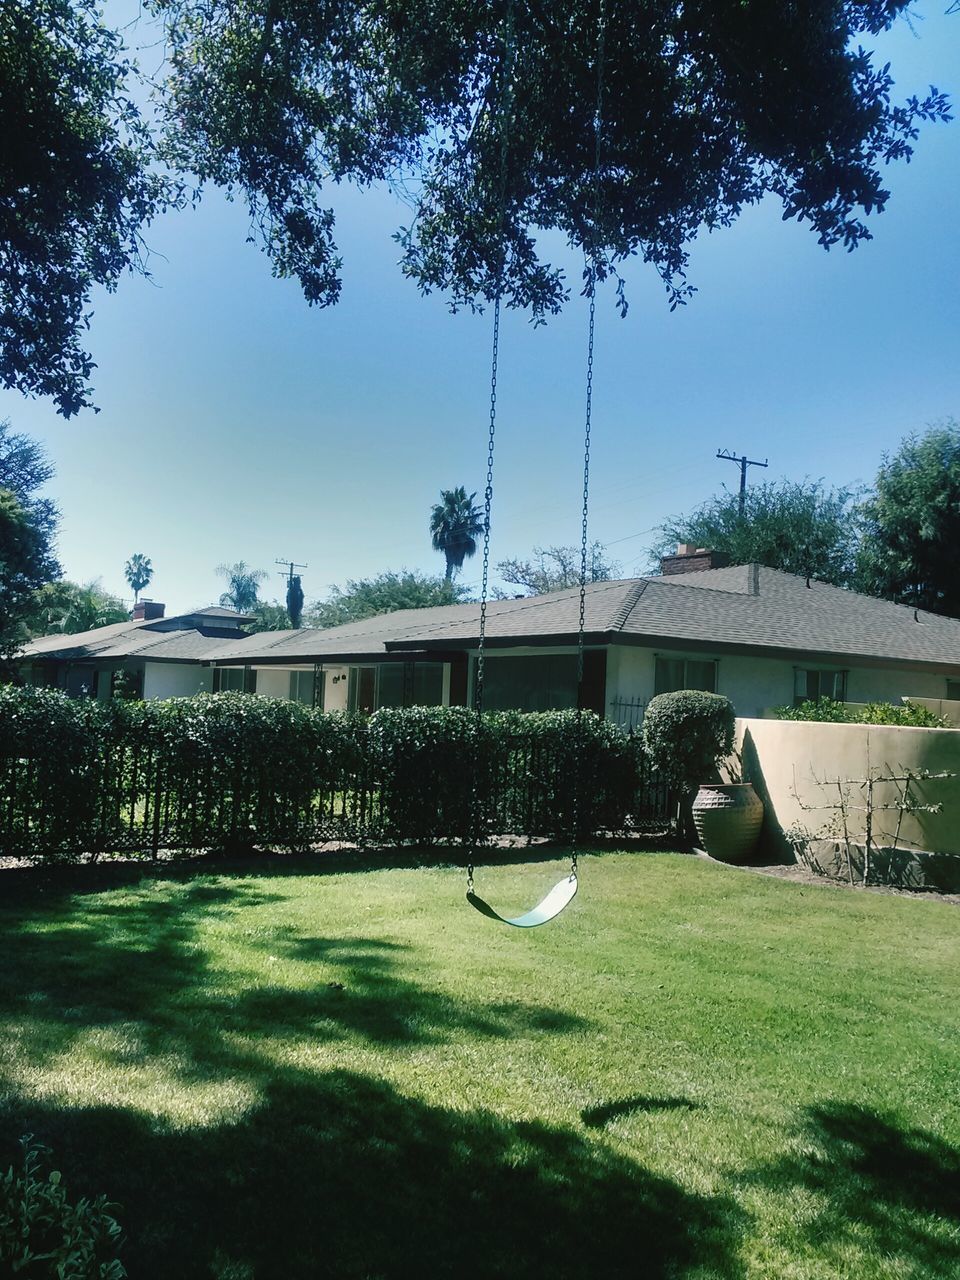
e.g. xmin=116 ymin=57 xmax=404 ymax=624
xmin=611 ymin=632 xmax=960 ymax=675
xmin=386 ymin=631 xmax=614 ymax=652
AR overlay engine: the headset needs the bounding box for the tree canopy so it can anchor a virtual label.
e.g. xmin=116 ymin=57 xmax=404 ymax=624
xmin=31 ymin=579 xmax=128 ymax=635
xmin=0 ymin=0 xmax=951 ymax=415
xmin=857 ymin=421 xmax=960 ymax=617
xmin=247 ymin=600 xmax=293 ymax=633
xmin=307 ymin=570 xmax=469 ymax=629
xmin=125 ymin=553 xmax=154 ymax=604
xmin=0 ymin=422 xmax=60 ymax=656
xmin=496 ymin=542 xmax=619 ymax=596
xmin=429 ymin=487 xmax=484 ymax=582
xmin=653 ymin=479 xmax=863 ymax=588
xmin=1 ymin=0 xmax=174 ymax=416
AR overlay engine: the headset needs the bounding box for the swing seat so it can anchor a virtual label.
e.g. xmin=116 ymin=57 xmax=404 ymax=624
xmin=467 ymin=873 xmax=578 ymax=928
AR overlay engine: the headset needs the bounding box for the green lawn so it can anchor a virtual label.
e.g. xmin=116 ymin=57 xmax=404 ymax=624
xmin=1 ymin=852 xmax=958 ymax=1279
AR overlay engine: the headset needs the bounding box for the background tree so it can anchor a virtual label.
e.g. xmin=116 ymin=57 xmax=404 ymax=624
xmin=0 ymin=422 xmax=61 ymax=657
xmin=248 ymin=601 xmax=293 ymax=634
xmin=652 ymin=480 xmax=862 ymax=588
xmin=307 ymin=571 xmax=469 ymax=629
xmin=22 ymin=580 xmax=79 ymax=637
xmin=857 ymin=421 xmax=960 ymax=617
xmin=430 ymin=487 xmax=484 ymax=582
xmin=124 ymin=553 xmax=154 ymax=605
xmin=33 ymin=579 xmax=128 ymax=634
xmin=496 ymin=543 xmax=620 ymax=597
xmin=1 ymin=0 xmax=174 ymax=415
xmin=217 ymin=561 xmax=267 ymax=613
xmin=286 ymin=574 xmax=305 ymax=628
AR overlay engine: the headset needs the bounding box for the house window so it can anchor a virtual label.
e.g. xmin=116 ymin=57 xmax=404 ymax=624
xmin=794 ymin=668 xmax=846 ymax=706
xmin=947 ymin=680 xmax=960 ymax=702
xmin=347 ymin=663 xmax=444 ymax=713
xmin=654 ymin=656 xmax=717 ymax=696
xmin=289 ymin=670 xmax=317 ymax=706
xmin=215 ymin=668 xmax=257 ymax=693
xmin=376 ymin=663 xmax=407 ymax=709
xmin=475 ymin=654 xmax=579 ymax=713
xmin=412 ymin=663 xmax=444 ymax=707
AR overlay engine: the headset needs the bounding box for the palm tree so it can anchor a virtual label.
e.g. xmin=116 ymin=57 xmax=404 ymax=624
xmin=217 ymin=561 xmax=268 ymax=612
xmin=429 ymin=487 xmax=484 ymax=582
xmin=124 ymin=553 xmax=153 ymax=605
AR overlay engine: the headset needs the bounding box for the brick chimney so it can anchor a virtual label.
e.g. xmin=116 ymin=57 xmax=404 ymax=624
xmin=132 ymin=599 xmax=165 ymax=621
xmin=660 ymin=544 xmax=730 ymax=576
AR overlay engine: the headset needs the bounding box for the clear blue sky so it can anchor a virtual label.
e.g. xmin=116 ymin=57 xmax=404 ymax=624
xmin=2 ymin=5 xmax=959 ymax=614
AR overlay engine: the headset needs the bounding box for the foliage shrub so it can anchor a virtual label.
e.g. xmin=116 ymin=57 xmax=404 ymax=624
xmin=368 ymin=706 xmax=482 ymax=843
xmin=0 ymin=689 xmax=655 ymax=860
xmin=772 ymin=697 xmax=949 ymax=727
xmin=642 ymin=691 xmax=736 ymax=791
xmin=0 ymin=1136 xmax=125 ymax=1278
xmin=367 ymin=707 xmax=640 ymax=842
xmin=125 ymin=695 xmax=370 ymax=853
xmin=0 ymin=686 xmax=115 ymax=860
xmin=486 ymin=709 xmax=641 ymax=839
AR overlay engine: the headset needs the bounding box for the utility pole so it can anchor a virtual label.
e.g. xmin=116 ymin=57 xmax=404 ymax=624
xmin=276 ymin=559 xmax=308 ymax=589
xmin=716 ymin=449 xmax=769 ymax=516
xmin=276 ymin=559 xmax=308 ymax=628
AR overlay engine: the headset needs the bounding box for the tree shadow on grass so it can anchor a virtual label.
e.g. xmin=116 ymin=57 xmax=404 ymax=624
xmin=0 ymin=881 xmax=593 ymax=1091
xmin=1 ymin=1068 xmax=746 ymax=1280
xmin=581 ymin=1095 xmax=699 ymax=1128
xmin=743 ymin=1102 xmax=960 ymax=1276
xmin=0 ymin=875 xmax=749 ymax=1277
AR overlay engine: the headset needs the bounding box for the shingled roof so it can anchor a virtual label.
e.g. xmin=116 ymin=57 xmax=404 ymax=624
xmin=20 ymin=608 xmax=252 ymax=664
xmin=204 ymin=566 xmax=960 ymax=674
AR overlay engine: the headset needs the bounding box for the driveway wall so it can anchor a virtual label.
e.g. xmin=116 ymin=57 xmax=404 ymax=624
xmin=736 ymin=717 xmax=960 ymax=885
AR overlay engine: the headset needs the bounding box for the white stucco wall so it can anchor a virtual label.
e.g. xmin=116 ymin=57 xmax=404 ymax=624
xmin=143 ymin=662 xmax=214 ymax=700
xmin=844 ymin=667 xmax=948 ymax=705
xmin=324 ymin=667 xmax=349 ymax=712
xmin=606 ymin=643 xmax=957 ymax=720
xmin=255 ymin=668 xmax=290 ymax=699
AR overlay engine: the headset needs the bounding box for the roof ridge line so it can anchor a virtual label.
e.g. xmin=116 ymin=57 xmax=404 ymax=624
xmin=654 ymin=575 xmax=756 ymax=600
xmin=610 ymin=579 xmax=648 ymax=631
xmin=477 ymin=577 xmax=632 ymax=617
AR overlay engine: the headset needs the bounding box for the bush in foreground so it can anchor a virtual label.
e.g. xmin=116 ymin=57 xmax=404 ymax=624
xmin=0 ymin=1137 xmax=125 ymax=1278
xmin=642 ymin=691 xmax=736 ymax=791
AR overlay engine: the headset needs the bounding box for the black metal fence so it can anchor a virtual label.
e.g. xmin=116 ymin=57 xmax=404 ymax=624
xmin=0 ymin=690 xmax=672 ymax=863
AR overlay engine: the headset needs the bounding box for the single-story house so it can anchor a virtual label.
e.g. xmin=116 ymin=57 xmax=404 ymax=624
xmin=19 ymin=600 xmax=252 ymax=700
xmin=19 ymin=551 xmax=960 ymax=722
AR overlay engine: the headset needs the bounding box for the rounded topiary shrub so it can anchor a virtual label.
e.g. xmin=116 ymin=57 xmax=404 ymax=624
xmin=641 ymin=690 xmax=736 ymax=791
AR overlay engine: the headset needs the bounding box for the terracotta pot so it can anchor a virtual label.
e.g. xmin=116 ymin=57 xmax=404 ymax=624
xmin=692 ymin=783 xmax=764 ymax=863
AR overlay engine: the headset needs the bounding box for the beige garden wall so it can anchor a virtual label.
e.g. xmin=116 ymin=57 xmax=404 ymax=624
xmin=735 ymin=717 xmax=960 ymax=859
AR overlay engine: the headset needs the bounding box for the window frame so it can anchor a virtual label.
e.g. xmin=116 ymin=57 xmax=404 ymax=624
xmin=793 ymin=666 xmax=847 ymax=706
xmin=653 ymin=654 xmax=719 ymax=697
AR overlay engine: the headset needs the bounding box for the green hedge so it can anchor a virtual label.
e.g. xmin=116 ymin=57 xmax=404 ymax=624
xmin=0 ymin=690 xmax=660 ymax=862
xmin=772 ymin=697 xmax=949 ymax=727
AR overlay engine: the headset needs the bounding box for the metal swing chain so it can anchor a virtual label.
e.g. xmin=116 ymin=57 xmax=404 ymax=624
xmin=571 ymin=0 xmax=607 ymax=880
xmin=468 ymin=0 xmax=516 ymax=894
